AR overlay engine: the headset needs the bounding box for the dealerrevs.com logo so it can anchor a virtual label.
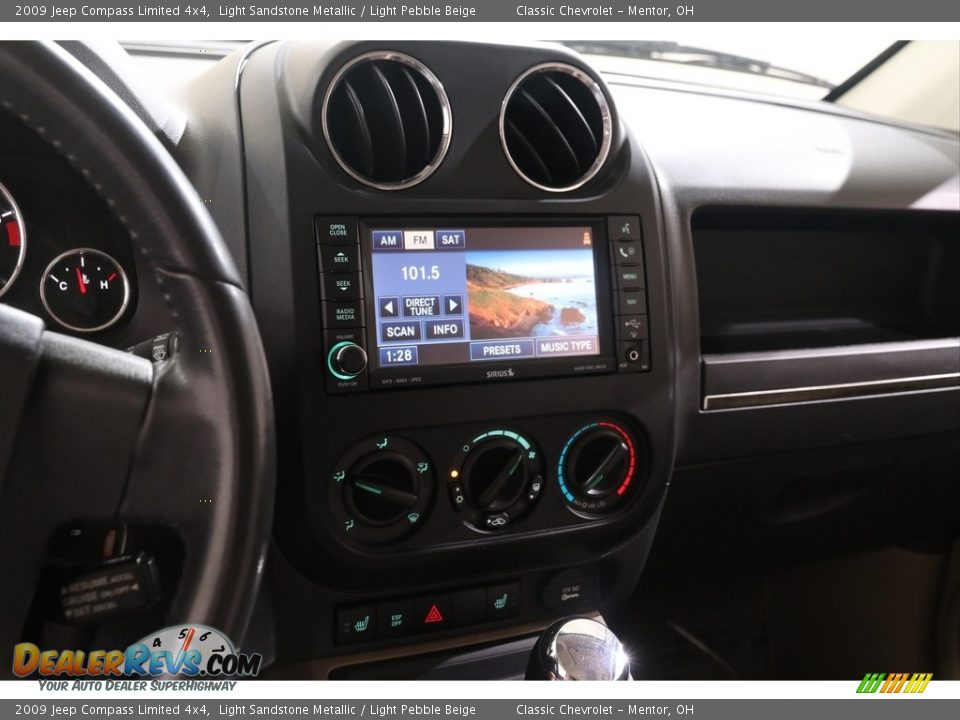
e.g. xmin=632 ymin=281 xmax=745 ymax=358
xmin=13 ymin=625 xmax=262 ymax=681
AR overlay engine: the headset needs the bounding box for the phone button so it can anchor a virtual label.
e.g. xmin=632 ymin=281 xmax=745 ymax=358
xmin=613 ymin=240 xmax=641 ymax=266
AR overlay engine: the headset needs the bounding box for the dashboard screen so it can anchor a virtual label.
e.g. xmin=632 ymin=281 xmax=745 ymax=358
xmin=367 ymin=224 xmax=601 ymax=370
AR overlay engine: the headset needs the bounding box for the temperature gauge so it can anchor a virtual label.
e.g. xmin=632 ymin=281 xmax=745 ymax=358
xmin=0 ymin=181 xmax=27 ymax=299
xmin=40 ymin=248 xmax=130 ymax=332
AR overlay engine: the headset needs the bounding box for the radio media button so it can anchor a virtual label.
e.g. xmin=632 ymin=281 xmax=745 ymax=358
xmin=469 ymin=339 xmax=535 ymax=361
xmin=402 ymin=295 xmax=441 ymax=317
xmin=320 ymin=272 xmax=362 ymax=300
xmin=425 ymin=318 xmax=464 ymax=340
xmin=618 ymin=315 xmax=649 ymax=340
xmin=613 ymin=240 xmax=641 ymax=266
xmin=320 ymin=244 xmax=359 ymax=273
xmin=323 ymin=301 xmax=364 ymax=329
xmin=609 ymin=215 xmax=641 ymax=240
xmin=372 ymin=230 xmax=404 ymax=250
xmin=381 ymin=320 xmax=422 ymax=343
xmin=615 ymin=266 xmax=644 ymax=289
xmin=316 ymin=216 xmax=357 ymax=244
xmin=617 ymin=289 xmax=647 ymax=315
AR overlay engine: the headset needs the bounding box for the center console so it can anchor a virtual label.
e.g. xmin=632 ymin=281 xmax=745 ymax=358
xmin=232 ymin=39 xmax=676 ymax=673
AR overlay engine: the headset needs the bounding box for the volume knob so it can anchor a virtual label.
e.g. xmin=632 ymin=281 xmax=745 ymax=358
xmin=327 ymin=341 xmax=367 ymax=380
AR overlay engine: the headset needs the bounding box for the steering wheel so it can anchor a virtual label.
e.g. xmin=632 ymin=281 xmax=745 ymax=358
xmin=0 ymin=42 xmax=274 ymax=667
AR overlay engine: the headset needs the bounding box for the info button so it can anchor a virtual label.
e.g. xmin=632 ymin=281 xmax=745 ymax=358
xmin=425 ymin=319 xmax=464 ymax=340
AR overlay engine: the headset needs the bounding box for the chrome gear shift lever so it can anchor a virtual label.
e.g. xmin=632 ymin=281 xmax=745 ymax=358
xmin=526 ymin=617 xmax=631 ymax=680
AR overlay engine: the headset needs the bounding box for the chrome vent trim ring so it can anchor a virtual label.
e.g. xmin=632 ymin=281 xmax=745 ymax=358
xmin=321 ymin=50 xmax=452 ymax=191
xmin=499 ymin=62 xmax=613 ymax=193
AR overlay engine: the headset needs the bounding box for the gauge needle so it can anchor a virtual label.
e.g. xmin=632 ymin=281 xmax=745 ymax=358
xmin=75 ymin=267 xmax=86 ymax=295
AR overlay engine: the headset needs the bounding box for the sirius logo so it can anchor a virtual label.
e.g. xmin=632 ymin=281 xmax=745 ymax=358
xmin=486 ymin=368 xmax=516 ymax=379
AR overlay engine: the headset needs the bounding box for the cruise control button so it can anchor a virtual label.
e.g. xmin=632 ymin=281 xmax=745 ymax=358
xmin=617 ymin=289 xmax=647 ymax=314
xmin=486 ymin=582 xmax=520 ymax=620
xmin=320 ymin=244 xmax=359 ymax=273
xmin=336 ymin=605 xmax=376 ymax=644
xmin=316 ymin=217 xmax=357 ymax=244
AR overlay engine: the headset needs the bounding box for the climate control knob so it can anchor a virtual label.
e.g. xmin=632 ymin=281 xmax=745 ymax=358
xmin=328 ymin=435 xmax=433 ymax=544
xmin=327 ymin=341 xmax=367 ymax=380
xmin=558 ymin=421 xmax=640 ymax=514
xmin=449 ymin=429 xmax=544 ymax=531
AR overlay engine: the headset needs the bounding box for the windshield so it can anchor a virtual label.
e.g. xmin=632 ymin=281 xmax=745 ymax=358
xmin=561 ymin=39 xmax=895 ymax=100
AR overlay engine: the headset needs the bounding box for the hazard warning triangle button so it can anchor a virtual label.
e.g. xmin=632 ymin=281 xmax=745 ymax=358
xmin=416 ymin=595 xmax=450 ymax=630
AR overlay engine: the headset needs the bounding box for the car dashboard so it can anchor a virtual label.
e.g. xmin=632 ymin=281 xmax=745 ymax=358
xmin=2 ymin=39 xmax=958 ymax=679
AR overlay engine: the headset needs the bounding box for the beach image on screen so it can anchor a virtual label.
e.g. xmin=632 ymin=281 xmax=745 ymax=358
xmin=465 ymin=248 xmax=598 ymax=340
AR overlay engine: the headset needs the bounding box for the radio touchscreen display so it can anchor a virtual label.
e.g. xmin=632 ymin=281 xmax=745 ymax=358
xmin=367 ymin=224 xmax=602 ymax=370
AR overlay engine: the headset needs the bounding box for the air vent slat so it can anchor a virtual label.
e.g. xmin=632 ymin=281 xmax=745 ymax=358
xmin=541 ymin=75 xmax=599 ymax=160
xmin=395 ymin=65 xmax=432 ymax=173
xmin=363 ymin=64 xmax=407 ymax=181
xmin=516 ymin=89 xmax=582 ymax=182
xmin=338 ymin=81 xmax=374 ymax=177
xmin=501 ymin=63 xmax=612 ymax=192
xmin=505 ymin=119 xmax=554 ymax=186
xmin=323 ymin=51 xmax=451 ymax=190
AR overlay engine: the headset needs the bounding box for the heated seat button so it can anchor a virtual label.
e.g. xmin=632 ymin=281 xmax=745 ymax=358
xmin=335 ymin=604 xmax=376 ymax=645
xmin=377 ymin=598 xmax=415 ymax=638
xmin=414 ymin=594 xmax=452 ymax=632
xmin=486 ymin=582 xmax=520 ymax=620
xmin=319 ymin=244 xmax=360 ymax=273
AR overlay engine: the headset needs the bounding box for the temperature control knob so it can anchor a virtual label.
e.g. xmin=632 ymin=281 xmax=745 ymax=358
xmin=449 ymin=429 xmax=544 ymax=531
xmin=328 ymin=436 xmax=433 ymax=544
xmin=327 ymin=341 xmax=367 ymax=380
xmin=558 ymin=422 xmax=640 ymax=514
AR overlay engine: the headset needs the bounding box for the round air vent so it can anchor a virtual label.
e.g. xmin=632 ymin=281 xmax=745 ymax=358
xmin=500 ymin=63 xmax=613 ymax=193
xmin=322 ymin=51 xmax=452 ymax=190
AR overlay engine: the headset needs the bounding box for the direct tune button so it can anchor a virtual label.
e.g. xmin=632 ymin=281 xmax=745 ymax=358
xmin=449 ymin=429 xmax=544 ymax=531
xmin=327 ymin=341 xmax=368 ymax=380
xmin=329 ymin=436 xmax=434 ymax=545
xmin=558 ymin=421 xmax=640 ymax=514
